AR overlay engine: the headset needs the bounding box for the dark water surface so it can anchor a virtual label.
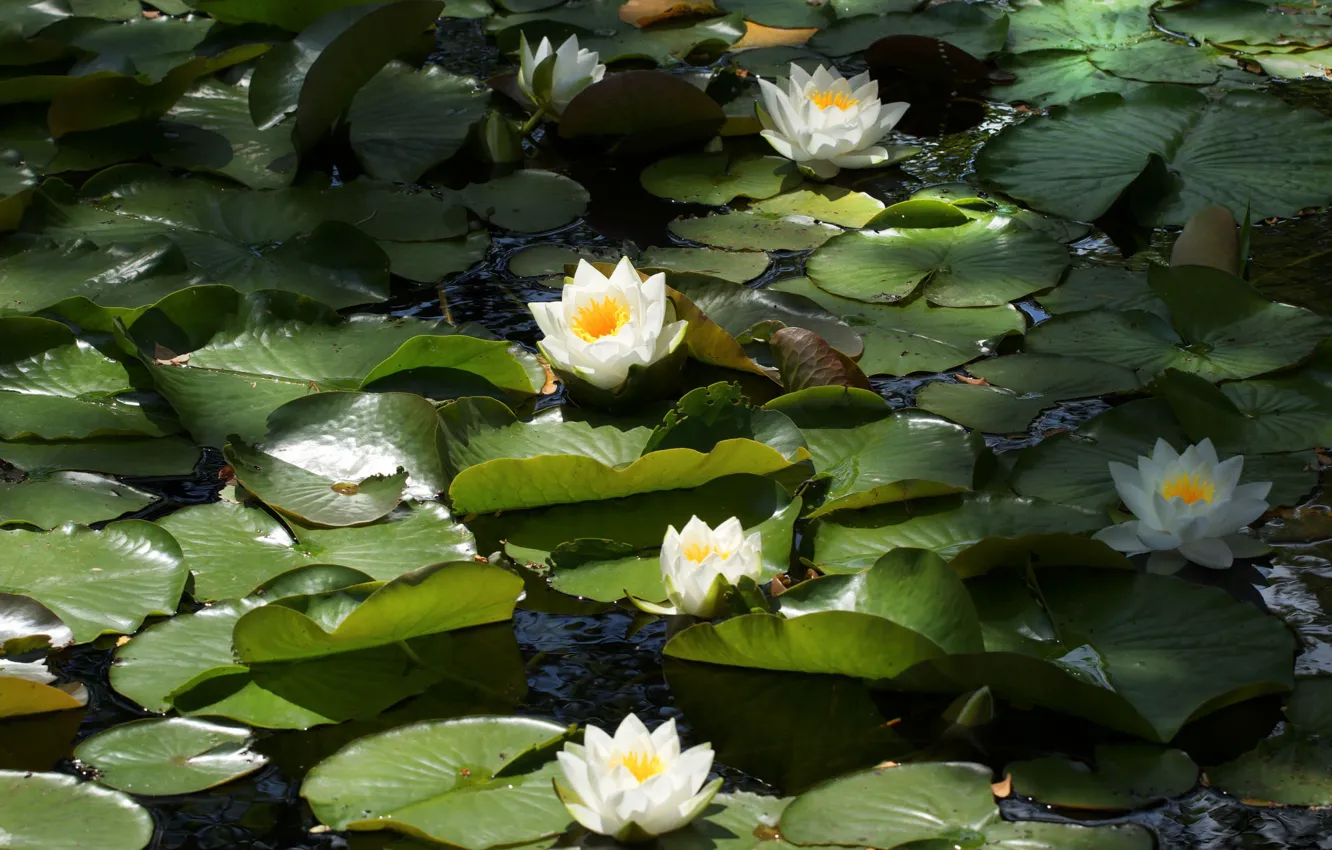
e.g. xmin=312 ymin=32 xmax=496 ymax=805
xmin=10 ymin=20 xmax=1332 ymax=850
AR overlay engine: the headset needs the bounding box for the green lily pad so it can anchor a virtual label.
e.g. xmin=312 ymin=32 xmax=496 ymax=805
xmin=1156 ymin=357 xmax=1332 ymax=455
xmin=767 ymin=277 xmax=1025 ymax=376
xmin=348 ymin=63 xmax=490 ymax=183
xmin=1206 ymin=677 xmax=1332 ymax=806
xmin=778 ymin=549 xmax=983 ymax=654
xmin=1027 ymin=266 xmax=1332 ymax=381
xmin=1009 ymin=398 xmax=1318 ymax=511
xmin=459 ymin=170 xmax=588 ymax=233
xmin=807 ymin=218 xmax=1069 ymax=307
xmin=664 ymin=609 xmax=946 ymax=680
xmin=670 ymin=212 xmax=841 ymax=252
xmin=379 ymin=230 xmax=493 ymax=283
xmin=996 ymin=42 xmax=1220 ymax=108
xmin=0 ymin=771 xmax=153 ymax=850
xmin=1035 ymin=266 xmax=1168 ymax=319
xmin=506 ymin=243 xmax=621 ymax=279
xmin=976 ymin=85 xmax=1332 ymax=226
xmin=811 ymin=493 xmax=1106 ymax=575
xmin=0 ymin=316 xmax=178 ymax=441
xmin=160 ymin=78 xmax=298 ymax=190
xmin=0 ymin=593 xmax=85 ymax=719
xmin=303 ymin=716 xmax=574 ymax=848
xmin=547 ymin=489 xmax=800 ymax=602
xmin=126 ymin=286 xmax=502 ymax=447
xmin=0 ymin=471 xmax=155 ymax=529
xmin=749 ymin=184 xmax=886 ymax=228
xmin=558 ymin=69 xmax=729 ymax=153
xmin=248 ymin=0 xmax=445 ymax=151
xmin=917 ymin=354 xmax=1141 ymax=434
xmin=225 ymin=391 xmax=449 ymax=526
xmin=898 ymin=567 xmax=1296 ymax=742
xmin=495 ymin=2 xmax=743 ymax=66
xmin=0 ymin=236 xmax=200 ymax=318
xmin=1006 ymin=744 xmax=1198 ymax=811
xmin=0 ymin=435 xmax=200 ymax=477
xmin=796 ymin=409 xmax=983 ymax=518
xmin=0 ymin=521 xmax=185 ymax=644
xmin=233 ymin=561 xmax=522 ymax=663
xmin=360 ymin=332 xmax=544 ymax=401
xmin=638 ymin=247 xmax=769 ymax=284
xmin=812 ymin=2 xmax=1010 ymax=58
xmin=74 ymin=717 xmax=267 ymax=795
xmin=157 ymin=500 xmax=476 ymax=601
xmin=1155 ymin=0 xmax=1332 ymax=48
xmin=444 ymin=398 xmax=808 ymax=513
xmin=641 ymin=152 xmax=800 ymax=206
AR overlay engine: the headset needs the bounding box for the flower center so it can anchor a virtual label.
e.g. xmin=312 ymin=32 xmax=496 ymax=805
xmin=683 ymin=542 xmax=729 ymax=563
xmin=610 ymin=750 xmax=664 ymax=783
xmin=1160 ymin=473 xmax=1215 ymax=505
xmin=570 ymin=295 xmax=631 ymax=342
xmin=808 ymin=89 xmax=858 ymax=111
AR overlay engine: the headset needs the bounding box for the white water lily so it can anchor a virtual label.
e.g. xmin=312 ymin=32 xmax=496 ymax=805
xmin=555 ymin=713 xmax=721 ymax=841
xmin=528 ymin=257 xmax=687 ymax=391
xmin=517 ymin=33 xmax=605 ymax=118
xmin=1093 ymin=438 xmax=1272 ymax=574
xmin=756 ymin=63 xmax=909 ymax=179
xmin=641 ymin=516 xmax=763 ymax=618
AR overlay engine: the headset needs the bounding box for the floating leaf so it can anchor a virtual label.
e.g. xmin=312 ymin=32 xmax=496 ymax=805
xmin=0 ymin=471 xmax=155 ymax=529
xmin=74 ymin=717 xmax=267 ymax=795
xmin=160 ymin=78 xmax=297 ymax=190
xmin=640 ymin=152 xmax=799 ymax=205
xmin=771 ymin=326 xmax=871 ymax=392
xmin=812 ymin=2 xmax=1010 ymax=59
xmin=638 ymin=246 xmax=770 ymax=284
xmin=671 ymin=211 xmax=841 ymax=251
xmin=670 ymin=275 xmax=861 ymax=359
xmin=1006 ymin=744 xmax=1198 ymax=811
xmin=0 ymin=771 xmax=153 ymax=850
xmin=749 ymin=184 xmax=886 ymax=228
xmin=460 ymin=170 xmax=589 ymax=233
xmin=0 ymin=521 xmax=185 ymax=644
xmin=560 ymin=70 xmax=727 ymax=153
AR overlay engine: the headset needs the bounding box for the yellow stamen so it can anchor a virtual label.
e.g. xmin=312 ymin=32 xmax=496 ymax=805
xmin=610 ymin=750 xmax=664 ymax=783
xmin=1160 ymin=473 xmax=1215 ymax=505
xmin=570 ymin=296 xmax=631 ymax=342
xmin=683 ymin=542 xmax=730 ymax=562
xmin=808 ymin=89 xmax=859 ymax=110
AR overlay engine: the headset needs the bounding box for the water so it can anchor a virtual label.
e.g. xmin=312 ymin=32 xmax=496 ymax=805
xmin=10 ymin=19 xmax=1332 ymax=850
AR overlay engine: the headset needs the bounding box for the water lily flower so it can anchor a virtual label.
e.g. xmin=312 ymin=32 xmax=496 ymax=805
xmin=517 ymin=33 xmax=605 ymax=118
xmin=756 ymin=63 xmax=909 ymax=180
xmin=528 ymin=257 xmax=687 ymax=392
xmin=555 ymin=713 xmax=721 ymax=841
xmin=1093 ymin=438 xmax=1271 ymax=574
xmin=634 ymin=516 xmax=763 ymax=618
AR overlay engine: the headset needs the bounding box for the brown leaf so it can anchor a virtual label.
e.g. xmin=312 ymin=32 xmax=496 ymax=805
xmin=536 ymin=354 xmax=560 ymax=395
xmin=153 ymin=344 xmax=190 ymax=366
xmin=771 ymin=326 xmax=872 ymax=391
xmin=668 ymin=286 xmax=777 ymax=380
xmin=620 ymin=0 xmax=720 ymax=26
xmin=1170 ymin=205 xmax=1240 ymax=275
xmin=732 ymin=21 xmax=818 ymax=50
xmin=992 ymin=775 xmax=1012 ymax=798
xmin=954 ymin=373 xmax=989 ymax=386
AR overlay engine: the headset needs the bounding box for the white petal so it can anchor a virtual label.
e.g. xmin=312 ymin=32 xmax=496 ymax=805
xmin=1179 ymin=536 xmax=1234 ymax=569
xmin=761 ymin=129 xmax=800 ymax=161
xmin=1194 ymin=438 xmax=1220 ymax=467
xmin=1093 ymin=521 xmax=1147 ymax=554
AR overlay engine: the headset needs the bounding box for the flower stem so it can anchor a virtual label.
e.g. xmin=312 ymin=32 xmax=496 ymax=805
xmin=520 ymin=108 xmax=547 ymax=137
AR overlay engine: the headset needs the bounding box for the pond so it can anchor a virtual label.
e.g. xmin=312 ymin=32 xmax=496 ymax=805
xmin=3 ymin=1 xmax=1332 ymax=849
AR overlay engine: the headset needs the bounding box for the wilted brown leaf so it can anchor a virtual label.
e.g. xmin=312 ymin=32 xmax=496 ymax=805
xmin=771 ymin=326 xmax=872 ymax=391
xmin=732 ymin=21 xmax=818 ymax=50
xmin=620 ymin=0 xmax=720 ymax=26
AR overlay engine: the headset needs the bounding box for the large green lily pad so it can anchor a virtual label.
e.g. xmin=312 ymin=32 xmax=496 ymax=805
xmin=1206 ymin=677 xmax=1332 ymax=806
xmin=158 ymin=500 xmax=476 ymax=601
xmin=806 ymin=219 xmax=1068 ymax=308
xmin=1027 ymin=265 xmax=1331 ymax=382
xmin=74 ymin=717 xmax=267 ymax=795
xmin=0 ymin=770 xmax=153 ymax=850
xmin=767 ymin=278 xmax=1025 ymax=375
xmin=0 ymin=521 xmax=185 ymax=643
xmin=0 ymin=471 xmax=156 ymax=528
xmin=812 ymin=2 xmax=1010 ymax=59
xmin=976 ymin=85 xmax=1332 ymax=225
xmin=640 ymin=153 xmax=799 ymax=206
xmin=1006 ymin=744 xmax=1199 ymax=811
xmin=303 ymin=716 xmax=574 ymax=849
xmin=161 ymin=78 xmax=297 ymax=190
xmin=670 ymin=212 xmax=841 ymax=252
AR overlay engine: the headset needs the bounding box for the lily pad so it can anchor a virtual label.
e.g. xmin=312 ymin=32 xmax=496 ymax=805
xmin=303 ymin=716 xmax=574 ymax=849
xmin=811 ymin=493 xmax=1107 ymax=575
xmin=225 ymin=391 xmax=449 ymax=526
xmin=232 ymin=561 xmax=522 ymax=663
xmin=157 ymin=500 xmax=476 ymax=601
xmin=0 ymin=435 xmax=201 ymax=477
xmin=640 ymin=152 xmax=799 ymax=205
xmin=638 ymin=247 xmax=770 ymax=284
xmin=0 ymin=471 xmax=156 ymax=528
xmin=670 ymin=212 xmax=841 ymax=252
xmin=559 ymin=70 xmax=728 ymax=153
xmin=916 ymin=354 xmax=1141 ymax=434
xmin=459 ymin=170 xmax=589 ymax=233
xmin=811 ymin=2 xmax=1010 ymax=59
xmin=74 ymin=717 xmax=267 ymax=795
xmin=1206 ymin=677 xmax=1332 ymax=806
xmin=806 ymin=218 xmax=1069 ymax=307
xmin=767 ymin=277 xmax=1025 ymax=376
xmin=1035 ymin=266 xmax=1168 ymax=319
xmin=0 ymin=770 xmax=153 ymax=850
xmin=1009 ymin=398 xmax=1318 ymax=511
xmin=671 ymin=275 xmax=862 ymax=359
xmin=349 ymin=63 xmax=490 ymax=183
xmin=1006 ymin=744 xmax=1199 ymax=811
xmin=0 ymin=521 xmax=185 ymax=643
xmin=160 ymin=78 xmax=298 ymax=190
xmin=749 ymin=184 xmax=886 ymax=228
xmin=976 ymin=85 xmax=1332 ymax=225
xmin=1026 ymin=265 xmax=1332 ymax=382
